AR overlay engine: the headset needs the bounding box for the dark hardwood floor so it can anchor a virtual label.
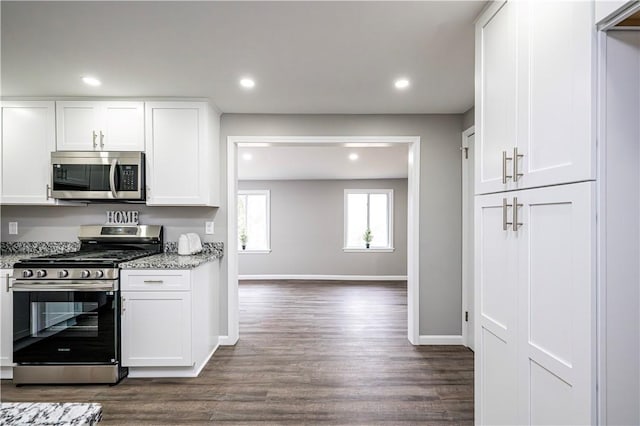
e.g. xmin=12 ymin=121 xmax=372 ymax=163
xmin=1 ymin=280 xmax=474 ymax=424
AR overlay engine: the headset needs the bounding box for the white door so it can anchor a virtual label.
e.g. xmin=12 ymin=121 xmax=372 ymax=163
xmin=101 ymin=102 xmax=145 ymax=151
xmin=1 ymin=101 xmax=56 ymax=204
xmin=0 ymin=270 xmax=13 ymax=367
xmin=462 ymin=128 xmax=475 ymax=350
xmin=516 ymin=0 xmax=595 ymax=190
xmin=121 ymin=291 xmax=192 ymax=367
xmin=475 ymin=0 xmax=518 ymax=195
xmin=516 ymin=182 xmax=595 ymax=425
xmin=474 ymin=192 xmax=519 ymax=425
xmin=56 ymin=101 xmax=100 ymax=151
xmin=145 ymin=102 xmax=206 ymax=205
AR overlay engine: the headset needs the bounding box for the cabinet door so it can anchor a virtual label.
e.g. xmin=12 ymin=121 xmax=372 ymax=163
xmin=145 ymin=102 xmax=208 ymax=205
xmin=101 ymin=102 xmax=144 ymax=151
xmin=1 ymin=101 xmax=56 ymax=204
xmin=56 ymin=101 xmax=100 ymax=151
xmin=516 ymin=182 xmax=595 ymax=425
xmin=0 ymin=270 xmax=12 ymax=367
xmin=475 ymin=1 xmax=518 ymax=195
xmin=516 ymin=0 xmax=594 ymax=189
xmin=474 ymin=192 xmax=519 ymax=425
xmin=121 ymin=291 xmax=192 ymax=367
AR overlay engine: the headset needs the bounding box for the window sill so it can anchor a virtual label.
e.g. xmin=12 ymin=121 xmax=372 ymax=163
xmin=238 ymin=249 xmax=271 ymax=254
xmin=343 ymin=247 xmax=395 ymax=253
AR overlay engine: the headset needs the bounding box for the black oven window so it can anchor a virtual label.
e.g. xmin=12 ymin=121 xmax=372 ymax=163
xmin=31 ymin=301 xmax=99 ymax=338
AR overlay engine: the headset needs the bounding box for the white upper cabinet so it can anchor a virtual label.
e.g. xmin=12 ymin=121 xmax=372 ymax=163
xmin=475 ymin=1 xmax=519 ymax=195
xmin=56 ymin=101 xmax=144 ymax=151
xmin=1 ymin=101 xmax=57 ymax=205
xmin=145 ymin=102 xmax=220 ymax=206
xmin=476 ymin=0 xmax=595 ymax=195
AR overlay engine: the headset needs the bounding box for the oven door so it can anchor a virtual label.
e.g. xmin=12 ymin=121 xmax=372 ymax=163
xmin=12 ymin=282 xmax=119 ymax=364
xmin=50 ymin=151 xmax=145 ymax=201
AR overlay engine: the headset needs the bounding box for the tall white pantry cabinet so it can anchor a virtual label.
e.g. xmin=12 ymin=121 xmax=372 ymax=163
xmin=475 ymin=1 xmax=596 ymax=424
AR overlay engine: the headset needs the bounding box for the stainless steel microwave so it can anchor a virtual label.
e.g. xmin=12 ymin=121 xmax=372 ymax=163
xmin=51 ymin=151 xmax=145 ymax=202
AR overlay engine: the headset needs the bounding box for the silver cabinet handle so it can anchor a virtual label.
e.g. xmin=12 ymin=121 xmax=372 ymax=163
xmin=143 ymin=280 xmax=164 ymax=284
xmin=121 ymin=296 xmax=126 ymax=315
xmin=46 ymin=184 xmax=52 ymax=200
xmin=109 ymin=158 xmax=118 ymax=199
xmin=502 ymin=151 xmax=513 ymax=184
xmin=92 ymin=130 xmax=98 ymax=148
xmin=512 ymin=197 xmax=523 ymax=231
xmin=100 ymin=130 xmax=105 ymax=149
xmin=6 ymin=275 xmax=11 ymax=292
xmin=502 ymin=198 xmax=513 ymax=231
xmin=513 ymin=147 xmax=524 ymax=182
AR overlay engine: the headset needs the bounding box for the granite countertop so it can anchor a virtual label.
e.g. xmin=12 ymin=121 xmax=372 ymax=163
xmin=0 ymin=402 xmax=102 ymax=426
xmin=0 ymin=241 xmax=224 ymax=271
xmin=119 ymin=251 xmax=221 ymax=270
xmin=0 ymin=253 xmax=38 ymax=269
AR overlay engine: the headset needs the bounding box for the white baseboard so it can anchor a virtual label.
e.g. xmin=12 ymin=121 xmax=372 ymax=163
xmin=238 ymin=274 xmax=408 ymax=281
xmin=218 ymin=334 xmax=239 ymax=346
xmin=417 ymin=335 xmax=464 ymax=345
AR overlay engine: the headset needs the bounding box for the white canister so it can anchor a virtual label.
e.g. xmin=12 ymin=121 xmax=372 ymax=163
xmin=178 ymin=234 xmax=190 ymax=255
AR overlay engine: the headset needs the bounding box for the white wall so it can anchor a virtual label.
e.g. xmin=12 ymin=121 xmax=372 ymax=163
xmin=238 ymin=178 xmax=408 ymax=276
xmin=219 ymin=114 xmax=463 ymax=337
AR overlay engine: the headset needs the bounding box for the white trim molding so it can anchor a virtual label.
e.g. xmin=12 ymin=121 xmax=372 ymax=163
xmin=418 ymin=335 xmax=464 ymax=345
xmin=218 ymin=335 xmax=239 ymax=346
xmin=227 ymin=135 xmax=421 ymax=347
xmin=239 ymin=274 xmax=408 ymax=281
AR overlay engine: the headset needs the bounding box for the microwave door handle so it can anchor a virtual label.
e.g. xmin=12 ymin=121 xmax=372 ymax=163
xmin=109 ymin=158 xmax=118 ymax=199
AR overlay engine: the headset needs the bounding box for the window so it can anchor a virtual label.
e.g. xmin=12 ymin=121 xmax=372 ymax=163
xmin=344 ymin=189 xmax=394 ymax=251
xmin=238 ymin=190 xmax=270 ymax=252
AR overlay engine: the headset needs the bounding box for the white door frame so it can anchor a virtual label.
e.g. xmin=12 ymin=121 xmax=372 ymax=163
xmin=461 ymin=126 xmax=475 ymax=349
xmin=225 ymin=135 xmax=421 ymax=345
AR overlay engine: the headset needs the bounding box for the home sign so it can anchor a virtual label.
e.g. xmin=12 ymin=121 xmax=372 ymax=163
xmin=106 ymin=210 xmax=139 ymax=225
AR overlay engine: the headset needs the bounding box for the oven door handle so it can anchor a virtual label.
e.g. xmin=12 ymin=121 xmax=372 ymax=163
xmin=12 ymin=281 xmax=117 ymax=292
xmin=109 ymin=158 xmax=118 ymax=199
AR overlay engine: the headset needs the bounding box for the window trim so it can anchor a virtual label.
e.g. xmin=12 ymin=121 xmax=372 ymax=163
xmin=343 ymin=189 xmax=394 ymax=251
xmin=237 ymin=189 xmax=271 ymax=253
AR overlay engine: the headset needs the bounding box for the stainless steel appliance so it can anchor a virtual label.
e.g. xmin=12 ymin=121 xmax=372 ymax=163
xmin=11 ymin=225 xmax=163 ymax=385
xmin=50 ymin=151 xmax=145 ymax=201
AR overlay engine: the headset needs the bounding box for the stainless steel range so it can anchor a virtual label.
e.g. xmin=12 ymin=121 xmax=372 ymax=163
xmin=11 ymin=225 xmax=163 ymax=385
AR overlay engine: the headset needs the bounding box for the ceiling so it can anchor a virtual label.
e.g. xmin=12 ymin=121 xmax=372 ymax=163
xmin=238 ymin=145 xmax=409 ymax=180
xmin=1 ymin=1 xmax=485 ymax=114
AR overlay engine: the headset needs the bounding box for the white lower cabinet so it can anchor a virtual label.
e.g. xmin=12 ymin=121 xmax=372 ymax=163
xmin=122 ymin=291 xmax=192 ymax=367
xmin=1 ymin=269 xmax=13 ymax=379
xmin=475 ymin=182 xmax=595 ymax=425
xmin=120 ymin=261 xmax=219 ymax=377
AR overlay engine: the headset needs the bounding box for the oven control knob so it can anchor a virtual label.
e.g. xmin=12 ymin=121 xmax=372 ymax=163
xmin=22 ymin=270 xmax=34 ymax=278
xmin=59 ymin=270 xmax=69 ymax=278
xmin=95 ymin=270 xmax=104 ymax=278
xmin=81 ymin=270 xmax=91 ymax=278
xmin=36 ymin=270 xmax=47 ymax=278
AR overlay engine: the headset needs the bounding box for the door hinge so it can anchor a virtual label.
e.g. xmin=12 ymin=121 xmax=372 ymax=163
xmin=460 ymin=146 xmax=469 ymax=159
xmin=465 ymin=311 xmax=469 ymax=322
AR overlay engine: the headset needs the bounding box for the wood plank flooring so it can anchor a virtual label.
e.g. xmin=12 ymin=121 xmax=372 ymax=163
xmin=1 ymin=280 xmax=474 ymax=424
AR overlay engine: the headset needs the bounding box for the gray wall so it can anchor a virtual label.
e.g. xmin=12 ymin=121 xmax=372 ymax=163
xmin=238 ymin=179 xmax=408 ymax=276
xmin=220 ymin=114 xmax=463 ymax=337
xmin=462 ymin=106 xmax=475 ymax=130
xmin=0 ymin=204 xmax=219 ymax=243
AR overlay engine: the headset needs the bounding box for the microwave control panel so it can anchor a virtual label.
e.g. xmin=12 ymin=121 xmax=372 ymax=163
xmin=119 ymin=166 xmax=138 ymax=191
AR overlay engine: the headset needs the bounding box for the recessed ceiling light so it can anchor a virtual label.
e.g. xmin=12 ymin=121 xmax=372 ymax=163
xmin=349 ymin=153 xmax=359 ymax=161
xmin=240 ymin=78 xmax=255 ymax=89
xmin=394 ymin=78 xmax=410 ymax=89
xmin=242 ymin=153 xmax=253 ymax=161
xmin=82 ymin=76 xmax=101 ymax=87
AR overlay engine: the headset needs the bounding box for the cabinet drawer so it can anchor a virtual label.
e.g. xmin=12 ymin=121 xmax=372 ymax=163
xmin=121 ymin=270 xmax=190 ymax=291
